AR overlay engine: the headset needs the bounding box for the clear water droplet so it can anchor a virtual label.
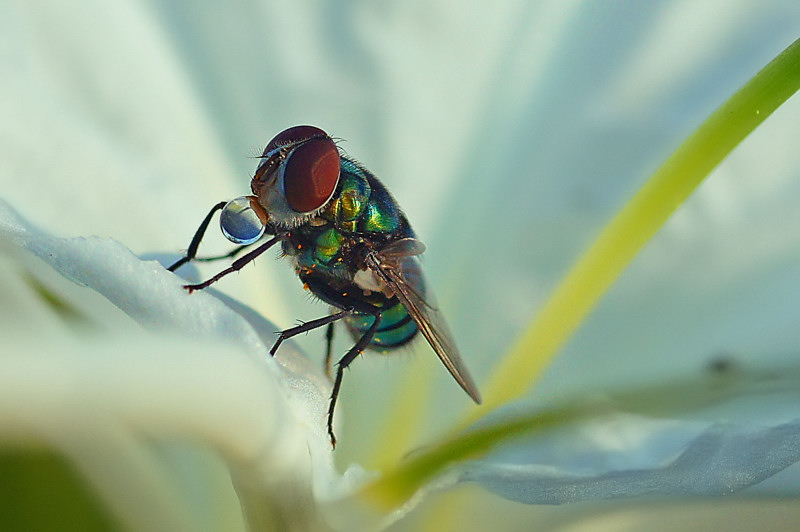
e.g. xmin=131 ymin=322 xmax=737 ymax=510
xmin=220 ymin=196 xmax=266 ymax=245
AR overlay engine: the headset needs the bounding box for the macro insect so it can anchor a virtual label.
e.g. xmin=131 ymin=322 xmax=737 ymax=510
xmin=168 ymin=125 xmax=481 ymax=446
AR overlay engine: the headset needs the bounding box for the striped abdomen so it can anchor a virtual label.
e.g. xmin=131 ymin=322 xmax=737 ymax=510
xmin=344 ymin=298 xmax=419 ymax=351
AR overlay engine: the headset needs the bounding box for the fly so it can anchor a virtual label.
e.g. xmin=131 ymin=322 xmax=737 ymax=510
xmin=168 ymin=125 xmax=481 ymax=447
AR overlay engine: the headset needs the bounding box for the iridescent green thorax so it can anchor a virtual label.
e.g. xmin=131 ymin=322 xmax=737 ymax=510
xmin=281 ymin=155 xmax=418 ymax=350
xmin=319 ymin=159 xmax=402 ymax=234
xmin=313 ymin=227 xmax=346 ymax=263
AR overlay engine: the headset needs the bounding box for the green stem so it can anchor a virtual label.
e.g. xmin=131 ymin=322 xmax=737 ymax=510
xmin=468 ymin=37 xmax=800 ymax=425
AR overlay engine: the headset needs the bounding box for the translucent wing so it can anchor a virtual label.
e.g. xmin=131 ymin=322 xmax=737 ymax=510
xmin=366 ymin=239 xmax=482 ymax=404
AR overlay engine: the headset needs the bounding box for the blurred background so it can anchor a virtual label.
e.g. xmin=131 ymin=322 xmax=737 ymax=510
xmin=2 ymin=1 xmax=800 ymax=529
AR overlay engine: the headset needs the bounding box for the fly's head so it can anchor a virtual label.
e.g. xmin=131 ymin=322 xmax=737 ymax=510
xmin=251 ymin=125 xmax=341 ymax=229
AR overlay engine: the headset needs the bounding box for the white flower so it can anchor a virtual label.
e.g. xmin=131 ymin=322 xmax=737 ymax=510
xmin=2 ymin=1 xmax=800 ymax=530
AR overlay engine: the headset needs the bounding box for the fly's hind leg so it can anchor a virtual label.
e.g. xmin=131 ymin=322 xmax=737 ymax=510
xmin=328 ymin=312 xmax=381 ymax=448
xmin=268 ymin=309 xmax=353 ymax=357
xmin=269 ymin=307 xmax=380 ymax=447
xmin=324 ymin=320 xmax=335 ymax=379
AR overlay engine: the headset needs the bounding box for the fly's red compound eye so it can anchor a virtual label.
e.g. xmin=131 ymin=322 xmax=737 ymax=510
xmin=283 ymin=136 xmax=340 ymax=213
xmin=263 ymin=125 xmax=329 ymax=155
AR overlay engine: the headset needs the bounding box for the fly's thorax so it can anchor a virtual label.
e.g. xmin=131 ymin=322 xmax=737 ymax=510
xmin=283 ymin=223 xmax=354 ymax=290
xmin=320 ymin=158 xmax=405 ymax=235
xmin=320 ymin=161 xmax=371 ymax=229
xmin=283 ymin=220 xmax=346 ymax=265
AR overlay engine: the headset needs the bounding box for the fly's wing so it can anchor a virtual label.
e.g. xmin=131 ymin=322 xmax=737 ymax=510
xmin=366 ymin=240 xmax=482 ymax=404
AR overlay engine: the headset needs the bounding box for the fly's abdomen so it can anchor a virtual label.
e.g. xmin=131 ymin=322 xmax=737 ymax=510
xmin=345 ymin=300 xmax=419 ymax=351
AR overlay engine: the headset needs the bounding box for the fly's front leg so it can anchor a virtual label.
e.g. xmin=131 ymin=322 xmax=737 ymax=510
xmin=193 ymin=245 xmax=253 ymax=263
xmin=183 ymin=233 xmax=285 ymax=293
xmin=168 ymin=201 xmax=227 ymax=272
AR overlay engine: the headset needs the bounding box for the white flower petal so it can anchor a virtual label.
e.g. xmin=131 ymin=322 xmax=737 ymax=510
xmin=0 ymin=199 xmax=355 ymax=529
xmin=459 ymin=414 xmax=800 ymax=505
